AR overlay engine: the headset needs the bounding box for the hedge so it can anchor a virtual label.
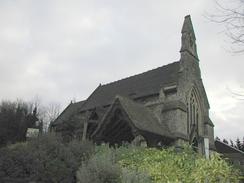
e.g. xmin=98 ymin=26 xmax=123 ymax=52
xmin=77 ymin=145 xmax=241 ymax=183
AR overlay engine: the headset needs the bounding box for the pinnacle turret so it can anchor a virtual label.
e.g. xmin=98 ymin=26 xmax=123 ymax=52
xmin=181 ymin=15 xmax=196 ymax=40
xmin=180 ymin=15 xmax=198 ymax=60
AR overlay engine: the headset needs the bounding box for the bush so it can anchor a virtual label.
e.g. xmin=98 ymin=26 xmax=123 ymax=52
xmin=76 ymin=145 xmax=121 ymax=183
xmin=0 ymin=133 xmax=94 ymax=183
xmin=0 ymin=142 xmax=35 ymax=180
xmin=77 ymin=145 xmax=151 ymax=183
xmin=0 ymin=100 xmax=38 ymax=147
xmin=77 ymin=144 xmax=241 ymax=183
xmin=0 ymin=138 xmax=240 ymax=183
xmin=117 ymin=145 xmax=241 ymax=183
xmin=121 ymin=168 xmax=152 ymax=183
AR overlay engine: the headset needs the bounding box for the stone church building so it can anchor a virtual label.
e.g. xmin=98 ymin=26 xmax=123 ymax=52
xmin=50 ymin=15 xmax=215 ymax=155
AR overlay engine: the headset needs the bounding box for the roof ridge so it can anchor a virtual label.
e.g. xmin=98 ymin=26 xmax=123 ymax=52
xmin=101 ymin=61 xmax=179 ymax=87
xmin=51 ymin=103 xmax=73 ymax=125
xmin=73 ymin=100 xmax=85 ymax=105
xmin=80 ymin=84 xmax=102 ymax=111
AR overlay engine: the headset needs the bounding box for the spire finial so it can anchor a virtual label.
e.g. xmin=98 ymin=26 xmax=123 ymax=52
xmin=180 ymin=15 xmax=198 ymax=60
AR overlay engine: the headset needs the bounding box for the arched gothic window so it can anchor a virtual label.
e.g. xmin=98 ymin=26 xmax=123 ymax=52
xmin=187 ymin=90 xmax=200 ymax=136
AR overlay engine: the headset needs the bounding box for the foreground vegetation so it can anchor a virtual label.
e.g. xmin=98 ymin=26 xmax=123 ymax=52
xmin=0 ymin=134 xmax=241 ymax=183
xmin=77 ymin=145 xmax=241 ymax=183
xmin=0 ymin=134 xmax=94 ymax=182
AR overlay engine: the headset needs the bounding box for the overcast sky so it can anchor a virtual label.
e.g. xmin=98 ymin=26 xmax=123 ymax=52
xmin=0 ymin=0 xmax=243 ymax=140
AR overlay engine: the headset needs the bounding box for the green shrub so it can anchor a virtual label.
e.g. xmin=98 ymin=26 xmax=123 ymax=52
xmin=117 ymin=145 xmax=240 ymax=183
xmin=76 ymin=144 xmax=240 ymax=183
xmin=76 ymin=145 xmax=121 ymax=183
xmin=0 ymin=133 xmax=94 ymax=183
xmin=121 ymin=168 xmax=151 ymax=183
xmin=0 ymin=142 xmax=35 ymax=179
xmin=1 ymin=138 xmax=240 ymax=183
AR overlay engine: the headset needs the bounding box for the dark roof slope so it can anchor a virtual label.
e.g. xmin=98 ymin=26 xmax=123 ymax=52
xmin=81 ymin=61 xmax=180 ymax=111
xmin=93 ymin=95 xmax=174 ymax=139
xmin=117 ymin=96 xmax=174 ymax=138
xmin=215 ymin=140 xmax=244 ymax=154
xmin=51 ymin=100 xmax=86 ymax=126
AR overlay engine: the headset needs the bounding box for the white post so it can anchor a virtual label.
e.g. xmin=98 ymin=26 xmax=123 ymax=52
xmin=82 ymin=112 xmax=90 ymax=141
xmin=82 ymin=122 xmax=88 ymax=141
xmin=204 ymin=137 xmax=209 ymax=159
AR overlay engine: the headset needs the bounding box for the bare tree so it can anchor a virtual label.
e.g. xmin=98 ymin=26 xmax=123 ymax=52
xmin=29 ymin=96 xmax=60 ymax=132
xmin=42 ymin=102 xmax=61 ymax=131
xmin=207 ymin=1 xmax=244 ymax=98
xmin=207 ymin=0 xmax=244 ymax=52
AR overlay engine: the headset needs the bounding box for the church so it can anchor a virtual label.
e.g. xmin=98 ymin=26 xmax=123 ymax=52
xmin=50 ymin=15 xmax=215 ymax=155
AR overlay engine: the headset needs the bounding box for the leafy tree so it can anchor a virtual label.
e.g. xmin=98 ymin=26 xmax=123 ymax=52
xmin=236 ymin=137 xmax=244 ymax=152
xmin=216 ymin=137 xmax=244 ymax=152
xmin=236 ymin=138 xmax=242 ymax=150
xmin=0 ymin=100 xmax=38 ymax=147
xmin=239 ymin=140 xmax=244 ymax=152
xmin=215 ymin=136 xmax=220 ymax=141
xmin=241 ymin=137 xmax=244 ymax=151
xmin=0 ymin=133 xmax=94 ymax=183
xmin=223 ymin=138 xmax=229 ymax=144
xmin=223 ymin=137 xmax=244 ymax=152
xmin=230 ymin=139 xmax=235 ymax=147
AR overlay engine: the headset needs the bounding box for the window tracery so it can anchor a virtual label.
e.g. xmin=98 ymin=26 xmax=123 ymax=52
xmin=187 ymin=90 xmax=200 ymax=136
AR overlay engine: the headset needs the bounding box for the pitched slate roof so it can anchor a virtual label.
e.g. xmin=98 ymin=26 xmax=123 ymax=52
xmin=93 ymin=95 xmax=174 ymax=139
xmin=215 ymin=140 xmax=244 ymax=155
xmin=51 ymin=100 xmax=86 ymax=126
xmin=81 ymin=61 xmax=180 ymax=111
xmin=117 ymin=96 xmax=174 ymax=138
